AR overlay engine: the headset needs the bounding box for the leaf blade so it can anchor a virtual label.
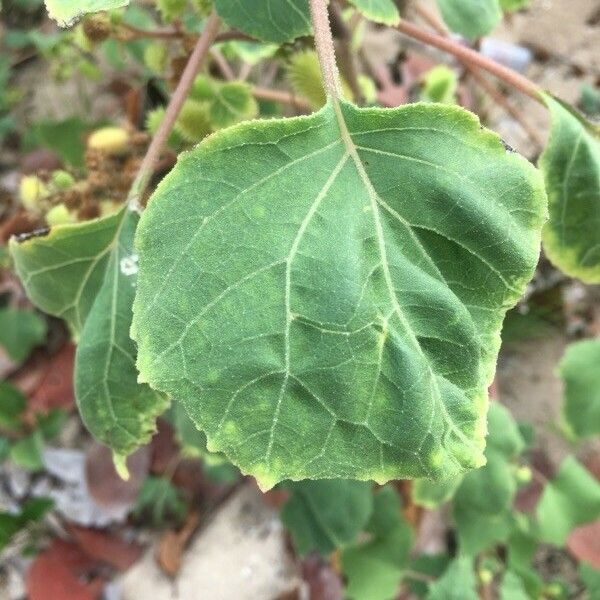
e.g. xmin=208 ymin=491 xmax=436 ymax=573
xmin=540 ymin=95 xmax=600 ymax=283
xmin=133 ymin=101 xmax=546 ymax=489
xmin=75 ymin=209 xmax=169 ymax=462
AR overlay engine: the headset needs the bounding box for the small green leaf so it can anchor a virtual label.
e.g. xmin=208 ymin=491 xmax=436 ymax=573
xmin=0 ymin=497 xmax=53 ymax=551
xmin=341 ymin=486 xmax=413 ymax=600
xmin=413 ymin=475 xmax=462 ymax=508
xmin=214 ymin=0 xmax=311 ymax=43
xmin=540 ymin=95 xmax=600 ymax=283
xmin=452 ymin=403 xmax=524 ymax=555
xmin=536 ymin=456 xmax=600 ymax=545
xmin=133 ymin=101 xmax=546 ymax=489
xmin=0 ymin=308 xmax=47 ymax=363
xmin=27 ymin=118 xmax=90 ymax=168
xmin=347 ymin=0 xmax=400 ymax=25
xmin=426 ymin=556 xmax=478 ymax=600
xmin=134 ymin=476 xmax=187 ymax=526
xmin=436 ymin=0 xmax=502 ymax=40
xmin=44 ymin=0 xmax=128 ymax=27
xmin=281 ymin=479 xmax=373 ymax=556
xmin=10 ymin=212 xmax=121 ymax=337
xmin=75 ymin=208 xmax=169 ymax=462
xmin=0 ymin=382 xmax=26 ymax=432
xmin=486 ymin=402 xmax=526 ymax=459
xmin=421 ymin=66 xmax=458 ymax=105
xmin=499 ymin=0 xmax=530 ymax=11
xmin=580 ymin=564 xmax=600 ymax=597
xmin=169 ymin=400 xmax=209 ymax=458
xmin=500 ymin=571 xmax=530 ymax=600
xmin=579 ymin=82 xmax=600 ymax=117
xmin=10 ymin=431 xmax=44 ymax=471
xmin=406 ymin=554 xmax=450 ymax=599
xmin=558 ymin=339 xmax=600 ymax=440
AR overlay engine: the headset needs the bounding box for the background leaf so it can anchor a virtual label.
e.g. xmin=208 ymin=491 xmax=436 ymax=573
xmin=452 ymin=403 xmax=525 ymax=555
xmin=435 ymin=0 xmax=502 ymax=41
xmin=213 ymin=0 xmax=312 ymax=43
xmin=44 ymin=0 xmax=129 ymax=27
xmin=75 ymin=209 xmax=169 ymax=467
xmin=0 ymin=308 xmax=47 ymax=363
xmin=426 ymin=556 xmax=478 ymax=600
xmin=281 ymin=479 xmax=373 ymax=556
xmin=10 ymin=212 xmax=121 ymax=337
xmin=558 ymin=339 xmax=600 ymax=440
xmin=536 ymin=456 xmax=600 ymax=545
xmin=540 ymin=95 xmax=600 ymax=283
xmin=341 ymin=486 xmax=413 ymax=600
xmin=133 ymin=101 xmax=546 ymax=489
xmin=347 ymin=0 xmax=400 ymax=26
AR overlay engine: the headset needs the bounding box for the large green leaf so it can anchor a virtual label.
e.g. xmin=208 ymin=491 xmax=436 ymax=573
xmin=45 ymin=0 xmax=129 ymax=27
xmin=436 ymin=0 xmax=502 ymax=41
xmin=341 ymin=486 xmax=413 ymax=600
xmin=75 ymin=209 xmax=169 ymax=470
xmin=281 ymin=479 xmax=373 ymax=556
xmin=536 ymin=456 xmax=600 ymax=545
xmin=132 ymin=100 xmax=546 ymax=490
xmin=347 ymin=0 xmax=400 ymax=25
xmin=0 ymin=308 xmax=47 ymax=363
xmin=558 ymin=339 xmax=600 ymax=440
xmin=10 ymin=212 xmax=121 ymax=337
xmin=540 ymin=95 xmax=600 ymax=283
xmin=213 ymin=0 xmax=311 ymax=43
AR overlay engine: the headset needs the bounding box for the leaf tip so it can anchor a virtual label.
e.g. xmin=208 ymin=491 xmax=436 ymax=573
xmin=113 ymin=452 xmax=130 ymax=481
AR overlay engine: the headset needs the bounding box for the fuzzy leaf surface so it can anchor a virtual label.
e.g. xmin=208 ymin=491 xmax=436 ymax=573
xmin=558 ymin=339 xmax=600 ymax=440
xmin=347 ymin=0 xmax=400 ymax=25
xmin=10 ymin=213 xmax=121 ymax=337
xmin=213 ymin=0 xmax=311 ymax=43
xmin=45 ymin=0 xmax=129 ymax=26
xmin=435 ymin=0 xmax=502 ymax=40
xmin=133 ymin=100 xmax=546 ymax=489
xmin=540 ymin=95 xmax=600 ymax=283
xmin=75 ymin=209 xmax=168 ymax=464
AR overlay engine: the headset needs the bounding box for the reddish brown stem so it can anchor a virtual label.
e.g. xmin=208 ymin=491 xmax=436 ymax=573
xmin=395 ymin=19 xmax=543 ymax=103
xmin=128 ymin=12 xmax=221 ymax=209
xmin=411 ymin=2 xmax=544 ymax=148
xmin=252 ymin=87 xmax=312 ymax=111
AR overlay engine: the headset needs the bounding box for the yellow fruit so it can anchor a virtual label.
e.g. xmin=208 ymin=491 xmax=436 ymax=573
xmin=19 ymin=176 xmax=48 ymax=213
xmin=87 ymin=127 xmax=130 ymax=156
xmin=46 ymin=204 xmax=76 ymax=227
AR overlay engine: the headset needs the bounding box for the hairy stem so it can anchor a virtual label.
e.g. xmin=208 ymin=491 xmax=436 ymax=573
xmin=128 ymin=12 xmax=221 ymax=210
xmin=309 ymin=0 xmax=342 ymax=99
xmin=395 ymin=19 xmax=543 ymax=103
